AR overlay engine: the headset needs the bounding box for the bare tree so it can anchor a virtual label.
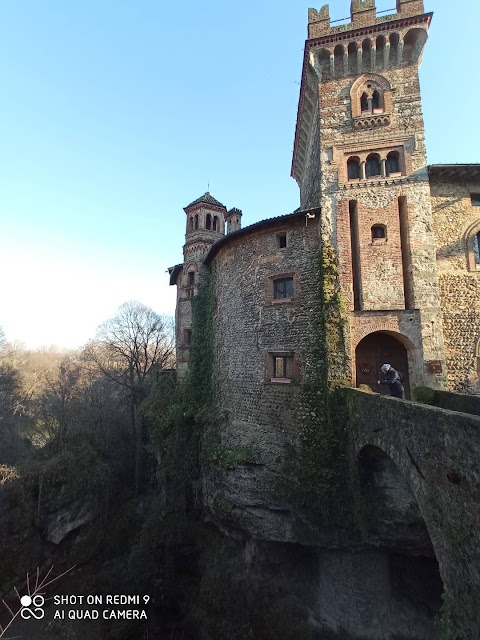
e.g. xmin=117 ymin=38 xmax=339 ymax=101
xmin=84 ymin=301 xmax=175 ymax=492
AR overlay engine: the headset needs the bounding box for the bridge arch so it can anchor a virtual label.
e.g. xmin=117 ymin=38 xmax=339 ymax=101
xmin=355 ymin=444 xmax=444 ymax=631
xmin=354 ymin=330 xmax=414 ymax=396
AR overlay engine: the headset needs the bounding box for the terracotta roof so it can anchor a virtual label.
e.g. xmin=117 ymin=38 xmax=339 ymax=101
xmin=204 ymin=207 xmax=320 ymax=265
xmin=184 ymin=192 xmax=226 ymax=211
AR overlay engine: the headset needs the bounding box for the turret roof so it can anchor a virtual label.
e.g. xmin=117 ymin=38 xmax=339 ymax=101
xmin=184 ymin=192 xmax=226 ymax=211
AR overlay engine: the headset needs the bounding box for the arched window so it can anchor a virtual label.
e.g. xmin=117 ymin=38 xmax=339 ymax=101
xmin=386 ymin=151 xmax=400 ymax=175
xmin=348 ymin=42 xmax=358 ymax=75
xmin=371 ymin=224 xmax=387 ymax=240
xmin=347 ymin=156 xmax=361 ymax=180
xmin=194 ymin=214 xmax=199 ymax=230
xmin=361 ymin=92 xmax=369 ymax=112
xmin=213 ymin=215 xmax=218 ymax=231
xmin=474 ymin=232 xmax=480 ymax=265
xmin=372 ymin=90 xmax=381 ymax=110
xmin=463 ymin=220 xmax=480 ymax=271
xmin=189 ymin=217 xmax=194 ymax=231
xmin=365 ymin=154 xmax=381 ymax=178
xmin=334 ymin=45 xmax=344 ymax=76
xmin=206 ymin=213 xmax=212 ymax=230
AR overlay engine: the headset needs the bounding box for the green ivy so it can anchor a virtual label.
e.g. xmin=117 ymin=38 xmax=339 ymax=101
xmin=278 ymin=241 xmax=353 ymax=528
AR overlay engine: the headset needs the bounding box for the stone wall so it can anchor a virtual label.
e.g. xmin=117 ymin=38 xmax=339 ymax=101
xmin=345 ymin=387 xmax=480 ymax=639
xmin=433 ymin=389 xmax=480 ymax=416
xmin=431 ymin=175 xmax=480 ymax=392
xmin=205 ymin=213 xmax=322 ymax=541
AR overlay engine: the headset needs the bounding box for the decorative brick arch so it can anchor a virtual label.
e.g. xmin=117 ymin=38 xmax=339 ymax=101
xmin=353 ymin=326 xmax=416 ymax=351
xmin=350 ymin=73 xmax=393 ymax=118
xmin=354 ymin=329 xmax=414 ymax=395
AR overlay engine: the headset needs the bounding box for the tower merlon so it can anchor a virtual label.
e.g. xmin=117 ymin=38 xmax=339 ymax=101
xmin=308 ymin=0 xmax=426 ymax=39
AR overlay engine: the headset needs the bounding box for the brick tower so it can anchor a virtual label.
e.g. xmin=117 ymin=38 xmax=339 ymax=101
xmin=168 ymin=193 xmax=229 ymax=378
xmin=291 ymin=0 xmax=445 ymax=392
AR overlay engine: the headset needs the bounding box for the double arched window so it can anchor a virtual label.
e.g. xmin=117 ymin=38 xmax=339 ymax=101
xmin=360 ymin=86 xmax=382 ymax=114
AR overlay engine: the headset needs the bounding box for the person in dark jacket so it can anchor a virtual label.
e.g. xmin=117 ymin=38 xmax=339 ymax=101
xmin=377 ymin=363 xmax=405 ymax=399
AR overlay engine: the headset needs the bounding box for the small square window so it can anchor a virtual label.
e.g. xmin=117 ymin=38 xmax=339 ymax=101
xmin=274 ymin=277 xmax=294 ymax=299
xmin=269 ymin=353 xmax=294 ymax=382
xmin=277 ymin=233 xmax=287 ymax=248
xmin=371 ymin=224 xmax=387 ymax=240
xmin=471 ymin=194 xmax=480 ymax=206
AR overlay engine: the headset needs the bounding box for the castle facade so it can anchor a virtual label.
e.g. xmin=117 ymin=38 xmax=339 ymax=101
xmin=169 ymin=0 xmax=480 ymax=397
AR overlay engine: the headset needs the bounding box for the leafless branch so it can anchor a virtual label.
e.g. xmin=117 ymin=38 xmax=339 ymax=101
xmin=0 ymin=565 xmax=75 ymax=639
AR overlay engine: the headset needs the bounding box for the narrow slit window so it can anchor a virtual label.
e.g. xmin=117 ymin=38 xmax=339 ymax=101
xmin=277 ymin=233 xmax=287 ymax=248
xmin=274 ymin=356 xmax=286 ymax=378
xmin=474 ymin=232 xmax=480 ymax=265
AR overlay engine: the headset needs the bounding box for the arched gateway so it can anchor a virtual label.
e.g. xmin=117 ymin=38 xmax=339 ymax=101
xmin=355 ymin=331 xmax=411 ymax=397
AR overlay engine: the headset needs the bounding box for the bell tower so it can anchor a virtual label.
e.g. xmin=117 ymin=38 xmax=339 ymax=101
xmin=292 ymin=0 xmax=446 ymax=390
xmin=169 ymin=192 xmax=228 ymax=378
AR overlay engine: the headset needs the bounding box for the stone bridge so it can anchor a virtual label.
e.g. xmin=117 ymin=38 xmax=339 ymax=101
xmin=343 ymin=388 xmax=480 ymax=639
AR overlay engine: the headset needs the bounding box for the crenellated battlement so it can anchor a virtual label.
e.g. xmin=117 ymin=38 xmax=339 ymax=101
xmin=308 ymin=0 xmax=425 ymax=39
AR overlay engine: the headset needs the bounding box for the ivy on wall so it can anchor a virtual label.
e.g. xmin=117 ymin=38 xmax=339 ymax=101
xmin=278 ymin=240 xmax=353 ymax=528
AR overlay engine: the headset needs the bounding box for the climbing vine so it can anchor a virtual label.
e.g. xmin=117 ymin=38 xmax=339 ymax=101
xmin=278 ymin=239 xmax=353 ymax=527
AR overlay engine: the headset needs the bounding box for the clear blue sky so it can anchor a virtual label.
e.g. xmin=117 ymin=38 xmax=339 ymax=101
xmin=1 ymin=0 xmax=479 ymax=348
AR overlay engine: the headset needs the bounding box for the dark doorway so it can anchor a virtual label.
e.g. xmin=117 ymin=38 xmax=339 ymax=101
xmin=355 ymin=331 xmax=410 ymax=398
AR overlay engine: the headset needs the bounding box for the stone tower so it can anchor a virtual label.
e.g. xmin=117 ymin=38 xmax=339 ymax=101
xmin=168 ymin=192 xmax=229 ymax=378
xmin=291 ymin=0 xmax=445 ymax=392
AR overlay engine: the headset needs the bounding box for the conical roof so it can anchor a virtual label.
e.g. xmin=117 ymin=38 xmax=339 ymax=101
xmin=184 ymin=192 xmax=226 ymax=210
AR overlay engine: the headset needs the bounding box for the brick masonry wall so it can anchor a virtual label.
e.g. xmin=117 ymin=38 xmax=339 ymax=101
xmin=431 ymin=176 xmax=480 ymax=392
xmin=299 ymin=43 xmax=446 ymax=387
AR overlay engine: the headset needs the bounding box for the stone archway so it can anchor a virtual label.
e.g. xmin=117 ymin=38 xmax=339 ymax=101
xmin=355 ymin=331 xmax=411 ymax=398
xmin=353 ymin=444 xmax=444 ymax=638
